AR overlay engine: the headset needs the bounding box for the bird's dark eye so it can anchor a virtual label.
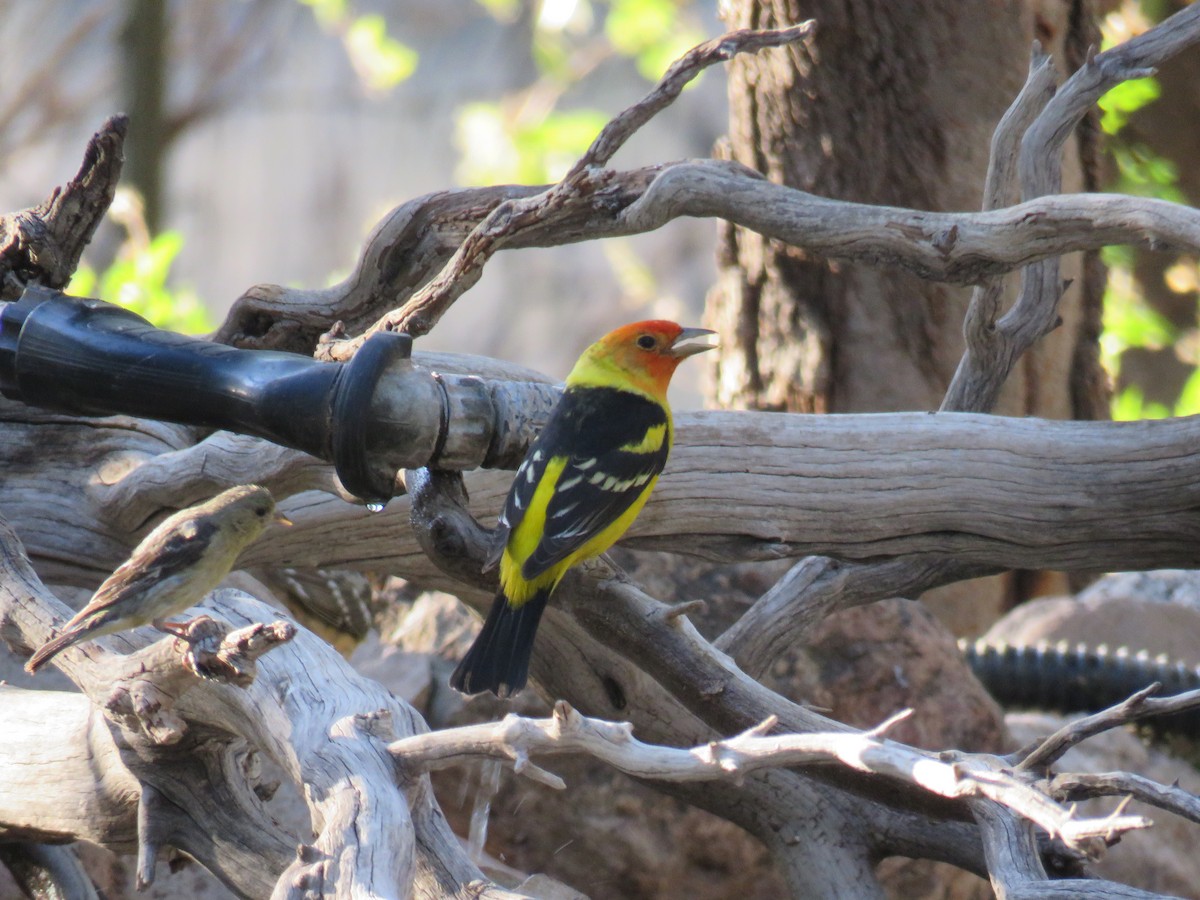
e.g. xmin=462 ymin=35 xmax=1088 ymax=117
xmin=636 ymin=335 xmax=656 ymax=350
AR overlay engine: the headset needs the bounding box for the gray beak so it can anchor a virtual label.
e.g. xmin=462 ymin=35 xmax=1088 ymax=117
xmin=668 ymin=327 xmax=717 ymax=359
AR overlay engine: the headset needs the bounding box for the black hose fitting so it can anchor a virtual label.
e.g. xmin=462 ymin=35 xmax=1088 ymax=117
xmin=0 ymin=285 xmax=415 ymax=504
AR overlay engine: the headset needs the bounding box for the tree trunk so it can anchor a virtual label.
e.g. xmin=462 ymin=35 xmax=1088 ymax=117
xmin=710 ymin=0 xmax=1110 ymax=630
xmin=121 ymin=0 xmax=168 ymax=233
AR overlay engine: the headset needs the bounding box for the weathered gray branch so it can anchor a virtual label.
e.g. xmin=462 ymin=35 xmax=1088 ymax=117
xmin=0 ymin=115 xmax=126 ymax=301
xmin=1018 ymin=684 xmax=1200 ymax=773
xmin=0 ymin=515 xmax=523 ymax=899
xmin=390 ymin=703 xmax=1149 ymax=853
xmin=974 ymin=797 xmax=1170 ymax=899
xmin=942 ymin=45 xmax=1058 ymax=413
xmin=8 ymin=398 xmax=1200 ymax=604
xmin=220 ymin=160 xmax=1200 ymax=357
xmin=1049 ymin=772 xmax=1200 ymax=828
xmin=946 ymin=1 xmax=1200 ymax=414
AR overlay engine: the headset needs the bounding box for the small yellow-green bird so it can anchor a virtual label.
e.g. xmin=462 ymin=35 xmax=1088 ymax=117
xmin=25 ymin=484 xmax=286 ymax=673
xmin=451 ymin=320 xmax=715 ymax=697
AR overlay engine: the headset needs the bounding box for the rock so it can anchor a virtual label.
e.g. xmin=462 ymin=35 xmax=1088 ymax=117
xmin=983 ymin=570 xmax=1200 ymax=667
xmin=789 ymin=598 xmax=1006 ymax=752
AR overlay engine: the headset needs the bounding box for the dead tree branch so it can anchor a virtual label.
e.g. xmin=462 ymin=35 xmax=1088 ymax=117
xmin=1018 ymin=685 xmax=1200 ymax=773
xmin=312 ymin=22 xmax=815 ymax=359
xmin=10 ymin=399 xmax=1200 ymax=594
xmin=0 ymin=114 xmax=126 ymax=300
xmin=390 ymin=702 xmax=1151 ymax=854
xmin=944 ymin=0 xmax=1200 ymax=412
xmin=1049 ymin=771 xmax=1200 ymax=828
xmin=0 ymin=514 xmax=522 ymax=898
xmin=219 ymin=162 xmax=1200 ymax=357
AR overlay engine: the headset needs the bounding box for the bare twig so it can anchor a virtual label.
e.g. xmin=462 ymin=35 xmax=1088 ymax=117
xmin=390 ymin=701 xmax=1149 ymax=854
xmin=135 ymin=783 xmax=171 ymax=890
xmin=942 ymin=44 xmax=1057 ymax=412
xmin=317 ymin=24 xmax=814 ymax=356
xmin=1018 ymin=685 xmax=1200 ymax=772
xmin=0 ymin=114 xmax=126 ymax=299
xmin=563 ymin=22 xmax=814 ymax=181
xmin=1050 ymin=771 xmax=1200 ymax=827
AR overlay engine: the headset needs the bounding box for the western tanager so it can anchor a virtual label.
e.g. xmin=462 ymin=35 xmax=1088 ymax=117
xmin=26 ymin=484 xmax=289 ymax=673
xmin=451 ymin=320 xmax=715 ymax=697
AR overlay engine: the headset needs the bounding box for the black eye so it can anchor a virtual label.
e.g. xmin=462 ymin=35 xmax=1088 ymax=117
xmin=636 ymin=335 xmax=656 ymax=350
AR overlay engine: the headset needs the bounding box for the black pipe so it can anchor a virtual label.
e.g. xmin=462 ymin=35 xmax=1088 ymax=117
xmin=961 ymin=638 xmax=1200 ymax=740
xmin=0 ymin=284 xmax=413 ymax=503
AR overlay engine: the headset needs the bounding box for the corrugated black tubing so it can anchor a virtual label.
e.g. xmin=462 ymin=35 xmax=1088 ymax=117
xmin=961 ymin=639 xmax=1200 ymax=739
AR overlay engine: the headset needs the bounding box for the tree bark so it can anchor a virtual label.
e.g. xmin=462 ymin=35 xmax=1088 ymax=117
xmin=711 ymin=0 xmax=1110 ymax=633
xmin=714 ymin=0 xmax=1033 ymax=413
xmin=120 ymin=0 xmax=168 ymax=234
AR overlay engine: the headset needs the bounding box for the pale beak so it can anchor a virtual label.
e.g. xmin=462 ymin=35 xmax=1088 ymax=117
xmin=668 ymin=327 xmax=717 ymax=359
xmin=274 ymin=512 xmax=294 ymax=527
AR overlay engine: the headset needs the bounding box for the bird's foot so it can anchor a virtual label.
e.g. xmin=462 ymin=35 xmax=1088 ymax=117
xmin=155 ymin=619 xmax=193 ymax=638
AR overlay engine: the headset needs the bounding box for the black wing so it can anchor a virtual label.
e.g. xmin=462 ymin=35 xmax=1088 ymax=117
xmin=501 ymin=387 xmax=670 ymax=581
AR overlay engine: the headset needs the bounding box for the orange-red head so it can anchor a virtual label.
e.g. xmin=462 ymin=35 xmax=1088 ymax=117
xmin=565 ymin=320 xmax=716 ymax=401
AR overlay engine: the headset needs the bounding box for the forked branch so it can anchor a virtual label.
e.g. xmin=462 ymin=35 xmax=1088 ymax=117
xmin=391 ymin=701 xmax=1156 ymax=855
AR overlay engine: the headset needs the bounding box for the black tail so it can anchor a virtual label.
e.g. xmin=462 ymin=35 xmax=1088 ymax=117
xmin=450 ymin=589 xmax=550 ymax=697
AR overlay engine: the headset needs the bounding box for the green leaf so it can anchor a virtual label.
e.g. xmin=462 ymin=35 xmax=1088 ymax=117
xmin=1109 ymin=143 xmax=1184 ymax=203
xmin=1112 ymin=385 xmax=1170 ymax=421
xmin=1173 ymin=366 xmax=1200 ymax=416
xmin=66 ymin=264 xmax=96 ymax=298
xmin=1099 ymin=260 xmax=1177 ymax=381
xmin=345 ymin=14 xmax=417 ymax=91
xmin=1098 ymin=76 xmax=1160 ymax=135
xmin=91 ymin=231 xmax=212 ymax=334
xmin=516 ymin=108 xmax=608 ymax=179
xmin=298 ymin=0 xmax=347 ymax=29
xmin=531 ymin=32 xmax=574 ymax=81
xmin=455 ymin=103 xmax=520 ymax=185
xmin=606 ymin=0 xmax=676 ymax=54
xmin=1102 ymin=280 xmax=1176 ymax=356
xmin=474 ymin=0 xmax=520 ymax=22
xmin=455 ymin=103 xmax=607 ymax=184
xmin=605 ymin=0 xmax=704 ymax=80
